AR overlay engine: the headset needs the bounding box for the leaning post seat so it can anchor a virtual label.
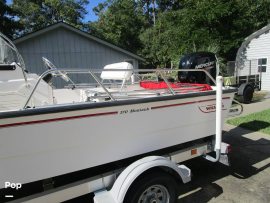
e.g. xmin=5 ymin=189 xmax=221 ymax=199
xmin=100 ymin=62 xmax=133 ymax=90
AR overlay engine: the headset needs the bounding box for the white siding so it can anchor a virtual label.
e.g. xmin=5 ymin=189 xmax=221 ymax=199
xmin=237 ymin=59 xmax=258 ymax=76
xmin=16 ymin=27 xmax=139 ymax=87
xmin=244 ymin=31 xmax=270 ymax=90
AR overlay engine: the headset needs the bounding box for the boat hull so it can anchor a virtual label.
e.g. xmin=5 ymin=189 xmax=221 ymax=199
xmin=0 ymin=91 xmax=234 ymax=187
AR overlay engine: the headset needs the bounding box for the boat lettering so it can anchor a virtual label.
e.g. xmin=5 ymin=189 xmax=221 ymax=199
xmin=199 ymin=104 xmax=225 ymax=113
xmin=206 ymin=105 xmax=216 ymax=110
xmin=195 ymin=61 xmax=215 ymax=69
xmin=119 ymin=107 xmax=150 ymax=114
xmin=130 ymin=107 xmax=149 ymax=113
xmin=119 ymin=110 xmax=128 ymax=114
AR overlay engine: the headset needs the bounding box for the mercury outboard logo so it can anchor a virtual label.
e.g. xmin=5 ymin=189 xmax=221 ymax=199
xmin=195 ymin=61 xmax=215 ymax=69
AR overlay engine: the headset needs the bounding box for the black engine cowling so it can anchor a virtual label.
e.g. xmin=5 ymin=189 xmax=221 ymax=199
xmin=178 ymin=52 xmax=217 ymax=85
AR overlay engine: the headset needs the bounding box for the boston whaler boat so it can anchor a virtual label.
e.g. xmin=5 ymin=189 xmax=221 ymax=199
xmin=0 ymin=32 xmax=236 ymax=202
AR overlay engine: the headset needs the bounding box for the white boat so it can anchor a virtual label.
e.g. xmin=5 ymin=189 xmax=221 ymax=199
xmin=0 ymin=33 xmax=236 ymax=188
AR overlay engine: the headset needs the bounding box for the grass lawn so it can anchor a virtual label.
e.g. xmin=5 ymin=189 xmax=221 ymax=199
xmin=227 ymin=109 xmax=270 ymax=135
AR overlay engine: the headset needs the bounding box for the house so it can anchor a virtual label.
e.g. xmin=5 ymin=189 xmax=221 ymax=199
xmin=14 ymin=22 xmax=144 ymax=87
xmin=236 ymin=24 xmax=270 ymax=90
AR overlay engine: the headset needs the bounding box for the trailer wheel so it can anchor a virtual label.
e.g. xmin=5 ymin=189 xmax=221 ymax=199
xmin=124 ymin=171 xmax=178 ymax=203
xmin=242 ymin=85 xmax=254 ymax=104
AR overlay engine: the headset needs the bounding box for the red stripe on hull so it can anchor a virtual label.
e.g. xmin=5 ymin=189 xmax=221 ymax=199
xmin=0 ymin=111 xmax=117 ymax=128
xmin=0 ymin=96 xmax=232 ymax=128
xmin=151 ymin=97 xmax=231 ymax=110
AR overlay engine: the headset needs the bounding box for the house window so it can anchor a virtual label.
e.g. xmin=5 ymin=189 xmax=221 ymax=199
xmin=258 ymin=58 xmax=267 ymax=72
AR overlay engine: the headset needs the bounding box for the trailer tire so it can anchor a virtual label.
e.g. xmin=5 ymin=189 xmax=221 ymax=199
xmin=242 ymin=85 xmax=254 ymax=104
xmin=124 ymin=171 xmax=178 ymax=203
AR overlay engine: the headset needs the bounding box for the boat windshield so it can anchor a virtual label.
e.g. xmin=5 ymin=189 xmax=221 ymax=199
xmin=0 ymin=33 xmax=23 ymax=66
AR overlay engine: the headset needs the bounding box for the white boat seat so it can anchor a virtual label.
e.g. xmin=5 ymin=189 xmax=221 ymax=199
xmin=101 ymin=62 xmax=133 ymax=90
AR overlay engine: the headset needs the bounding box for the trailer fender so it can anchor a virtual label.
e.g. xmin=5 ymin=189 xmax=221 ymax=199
xmin=109 ymin=156 xmax=191 ymax=203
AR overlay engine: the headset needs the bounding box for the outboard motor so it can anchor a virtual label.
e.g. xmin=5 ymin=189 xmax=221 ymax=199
xmin=178 ymin=52 xmax=218 ymax=85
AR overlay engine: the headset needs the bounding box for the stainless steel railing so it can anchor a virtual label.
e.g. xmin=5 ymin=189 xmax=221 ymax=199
xmin=23 ymin=68 xmax=217 ymax=109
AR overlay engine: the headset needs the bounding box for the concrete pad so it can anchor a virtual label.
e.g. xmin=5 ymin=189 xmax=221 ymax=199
xmin=235 ymin=97 xmax=270 ymax=117
xmin=177 ymin=124 xmax=270 ymax=203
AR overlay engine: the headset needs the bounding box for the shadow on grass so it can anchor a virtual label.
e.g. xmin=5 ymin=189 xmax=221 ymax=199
xmin=238 ymin=120 xmax=270 ymax=132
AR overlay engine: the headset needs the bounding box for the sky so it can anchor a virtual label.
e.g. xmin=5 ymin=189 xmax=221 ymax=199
xmin=6 ymin=0 xmax=105 ymax=22
xmin=84 ymin=0 xmax=105 ymax=22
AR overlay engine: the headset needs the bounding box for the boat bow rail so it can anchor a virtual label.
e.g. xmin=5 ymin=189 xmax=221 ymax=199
xmin=21 ymin=62 xmax=224 ymax=110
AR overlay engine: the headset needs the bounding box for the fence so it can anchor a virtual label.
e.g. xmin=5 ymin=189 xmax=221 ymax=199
xmin=224 ymin=59 xmax=262 ymax=90
xmin=225 ymin=59 xmax=262 ymax=77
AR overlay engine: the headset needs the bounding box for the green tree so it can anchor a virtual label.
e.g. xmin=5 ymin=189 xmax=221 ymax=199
xmin=140 ymin=0 xmax=270 ymax=67
xmin=0 ymin=0 xmax=22 ymax=38
xmin=90 ymin=0 xmax=145 ymax=53
xmin=156 ymin=0 xmax=183 ymax=12
xmin=90 ymin=0 xmax=270 ymax=67
xmin=12 ymin=0 xmax=89 ymax=34
xmin=139 ymin=11 xmax=180 ymax=68
xmin=137 ymin=0 xmax=157 ymax=25
xmin=178 ymin=0 xmax=270 ymax=60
